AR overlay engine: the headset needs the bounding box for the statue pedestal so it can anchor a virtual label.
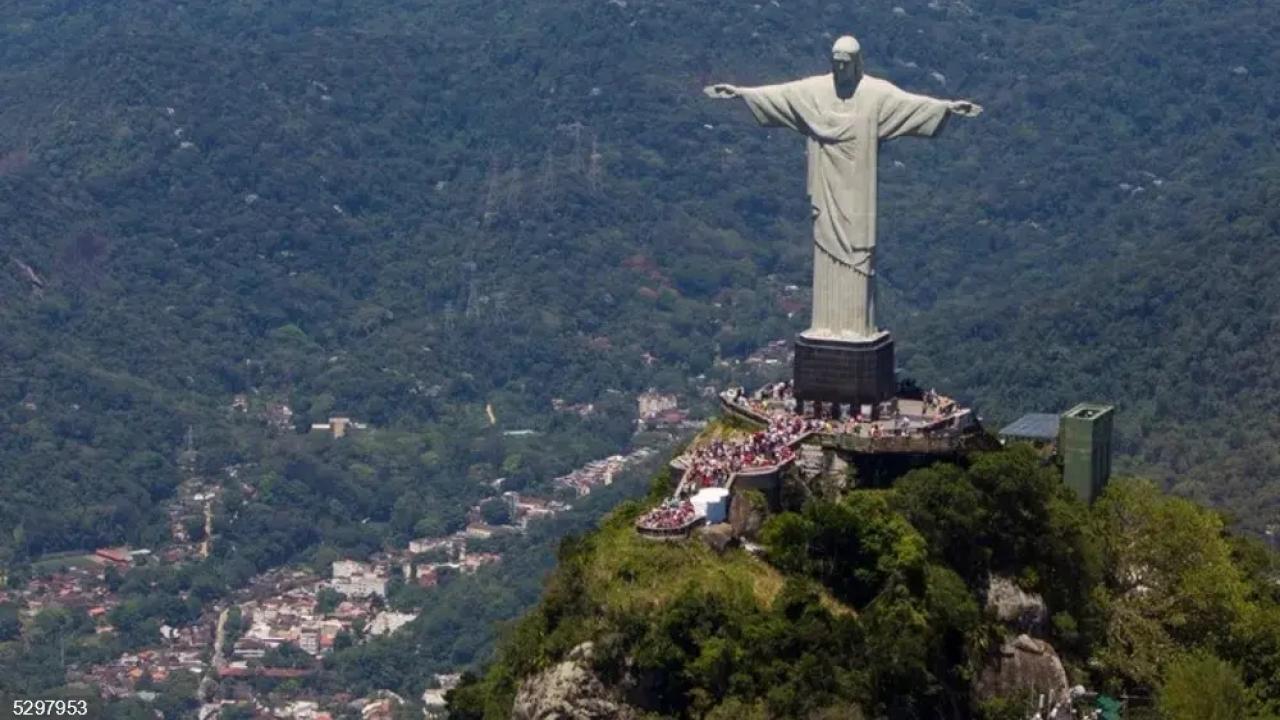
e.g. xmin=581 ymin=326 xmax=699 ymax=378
xmin=793 ymin=332 xmax=895 ymax=411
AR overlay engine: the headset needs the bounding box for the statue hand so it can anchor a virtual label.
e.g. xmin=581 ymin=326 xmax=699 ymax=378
xmin=703 ymin=83 xmax=740 ymax=99
xmin=949 ymin=100 xmax=984 ymax=117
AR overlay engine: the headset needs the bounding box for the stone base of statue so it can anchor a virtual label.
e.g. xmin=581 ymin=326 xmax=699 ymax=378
xmin=793 ymin=331 xmax=895 ymax=411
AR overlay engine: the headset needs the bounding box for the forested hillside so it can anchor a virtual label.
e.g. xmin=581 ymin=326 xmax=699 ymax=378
xmin=3 ymin=0 xmax=1277 ymax=549
xmin=449 ymin=449 xmax=1280 ymax=719
xmin=0 ymin=0 xmax=1277 ymax=698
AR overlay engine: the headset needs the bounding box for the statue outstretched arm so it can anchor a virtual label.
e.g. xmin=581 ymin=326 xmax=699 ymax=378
xmin=705 ymin=80 xmax=810 ymax=134
xmin=878 ymin=82 xmax=982 ymax=140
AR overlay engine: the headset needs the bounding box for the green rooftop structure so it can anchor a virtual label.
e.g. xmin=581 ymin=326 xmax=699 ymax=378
xmin=1059 ymin=402 xmax=1115 ymax=504
xmin=1095 ymin=695 xmax=1123 ymax=720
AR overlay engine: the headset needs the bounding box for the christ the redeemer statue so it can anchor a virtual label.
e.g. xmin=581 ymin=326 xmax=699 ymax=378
xmin=706 ymin=35 xmax=982 ymax=342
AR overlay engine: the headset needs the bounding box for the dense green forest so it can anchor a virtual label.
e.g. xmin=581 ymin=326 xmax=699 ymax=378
xmin=0 ymin=0 xmax=1278 ymax=705
xmin=2 ymin=0 xmax=1277 ymax=552
xmin=449 ymin=447 xmax=1280 ymax=719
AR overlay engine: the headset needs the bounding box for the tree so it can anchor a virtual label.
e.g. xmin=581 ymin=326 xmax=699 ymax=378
xmin=333 ymin=629 xmax=354 ymax=652
xmin=224 ymin=606 xmax=244 ymax=647
xmin=32 ymin=606 xmax=91 ymax=641
xmin=183 ymin=515 xmax=206 ymax=543
xmin=153 ymin=672 xmax=200 ymax=717
xmin=480 ymin=499 xmax=512 ymax=527
xmin=316 ymin=587 xmax=344 ymax=615
xmin=103 ymin=565 xmax=123 ymax=592
xmin=1093 ymin=479 xmax=1250 ymax=688
xmin=963 ymin=447 xmax=1064 ymax=574
xmin=220 ymin=705 xmax=255 ymax=720
xmin=0 ymin=604 xmax=20 ymax=642
xmin=760 ymin=512 xmax=816 ymax=577
xmin=104 ymin=699 xmax=157 ymax=720
xmin=1157 ymin=651 xmax=1252 ymax=720
xmin=392 ymin=491 xmax=426 ymax=537
xmin=862 ymin=581 xmax=931 ymax=704
xmin=262 ymin=642 xmax=313 ymax=669
xmin=921 ymin=564 xmax=980 ymax=682
xmin=892 ymin=463 xmax=989 ymax=579
xmin=762 ymin=492 xmax=925 ymax=607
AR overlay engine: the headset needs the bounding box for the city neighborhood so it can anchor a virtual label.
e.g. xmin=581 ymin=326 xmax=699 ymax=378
xmin=2 ymin=388 xmax=701 ymax=717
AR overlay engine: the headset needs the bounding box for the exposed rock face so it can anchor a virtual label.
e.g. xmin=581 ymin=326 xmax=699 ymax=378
xmin=512 ymin=643 xmax=638 ymax=720
xmin=794 ymin=445 xmax=850 ymax=498
xmin=728 ymin=490 xmax=769 ymax=540
xmin=697 ymin=523 xmax=737 ymax=554
xmin=986 ymin=575 xmax=1049 ymax=634
xmin=974 ymin=634 xmax=1070 ymax=707
xmin=782 ymin=449 xmax=849 ymax=510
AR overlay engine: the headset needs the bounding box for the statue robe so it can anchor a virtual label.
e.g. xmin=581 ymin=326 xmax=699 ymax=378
xmin=739 ymin=74 xmax=950 ymax=340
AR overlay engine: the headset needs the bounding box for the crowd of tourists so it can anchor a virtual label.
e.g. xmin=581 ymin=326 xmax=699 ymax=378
xmin=819 ymin=412 xmax=920 ymax=436
xmin=636 ymin=409 xmax=815 ymax=532
xmin=639 ymin=381 xmax=976 ymax=533
xmin=755 ymin=381 xmax=794 ymax=402
xmin=725 ymin=381 xmax=797 ymax=419
xmin=922 ymin=388 xmax=956 ymax=417
xmin=722 ymin=380 xmax=968 ymax=437
xmin=680 ymin=413 xmax=815 ymax=491
xmin=635 ymin=498 xmax=698 ymax=531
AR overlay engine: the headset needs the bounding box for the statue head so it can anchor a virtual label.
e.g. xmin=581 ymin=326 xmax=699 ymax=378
xmin=831 ymin=35 xmax=863 ymax=88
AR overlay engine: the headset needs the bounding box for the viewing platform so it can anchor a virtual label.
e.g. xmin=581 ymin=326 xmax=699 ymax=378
xmin=718 ymin=384 xmax=983 ymax=456
xmin=634 ymin=498 xmax=704 ymax=540
xmin=635 ymin=381 xmax=989 ymax=538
